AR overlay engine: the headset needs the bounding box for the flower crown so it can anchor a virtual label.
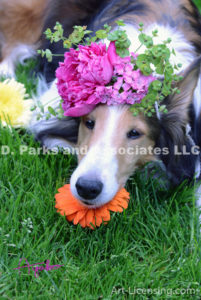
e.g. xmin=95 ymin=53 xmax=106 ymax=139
xmin=37 ymin=21 xmax=182 ymax=119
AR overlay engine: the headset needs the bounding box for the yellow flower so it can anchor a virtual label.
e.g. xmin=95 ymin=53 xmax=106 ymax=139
xmin=0 ymin=79 xmax=34 ymax=127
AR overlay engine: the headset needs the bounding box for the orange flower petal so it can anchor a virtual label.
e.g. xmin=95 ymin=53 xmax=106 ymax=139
xmin=57 ymin=185 xmax=69 ymax=194
xmin=79 ymin=216 xmax=86 ymax=228
xmin=95 ymin=207 xmax=111 ymax=221
xmin=94 ymin=206 xmax=108 ymax=217
xmin=55 ymin=184 xmax=130 ymax=229
xmin=73 ymin=209 xmax=87 ymax=225
xmin=66 ymin=213 xmax=77 ymax=222
xmin=85 ymin=209 xmax=95 ymax=227
xmin=55 ymin=193 xmax=67 ymax=202
xmin=106 ymin=204 xmax=123 ymax=212
xmin=62 ymin=206 xmax=82 ymax=216
xmin=94 ymin=215 xmax=103 ymax=227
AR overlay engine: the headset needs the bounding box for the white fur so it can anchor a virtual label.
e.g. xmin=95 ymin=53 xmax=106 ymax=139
xmin=30 ymin=79 xmax=59 ymax=126
xmin=35 ymin=79 xmax=59 ymax=110
xmin=124 ymin=23 xmax=196 ymax=72
xmin=193 ymin=65 xmax=201 ymax=119
xmin=70 ymin=106 xmax=123 ymax=207
xmin=186 ymin=124 xmax=201 ymax=179
xmin=30 ymin=116 xmax=74 ymax=150
xmin=195 ymin=159 xmax=201 ymax=179
xmin=38 ymin=134 xmax=74 ymax=150
xmin=0 ymin=44 xmax=35 ymax=77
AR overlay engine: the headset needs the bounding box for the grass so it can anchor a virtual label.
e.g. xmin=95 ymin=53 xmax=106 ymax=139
xmin=0 ymin=123 xmax=201 ymax=300
xmin=0 ymin=127 xmax=201 ymax=300
xmin=193 ymin=0 xmax=201 ymax=13
xmin=1 ymin=4 xmax=201 ymax=299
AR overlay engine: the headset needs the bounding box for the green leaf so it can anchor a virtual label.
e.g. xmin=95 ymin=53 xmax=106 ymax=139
xmin=155 ymin=64 xmax=164 ymax=75
xmin=48 ymin=106 xmax=57 ymax=116
xmin=89 ymin=36 xmax=98 ymax=43
xmin=30 ymin=105 xmax=37 ymax=112
xmin=152 ymin=29 xmax=158 ymax=37
xmin=37 ymin=114 xmax=42 ymax=120
xmin=46 ymin=113 xmax=51 ymax=120
xmin=44 ymin=28 xmax=52 ymax=40
xmin=84 ymin=30 xmax=93 ymax=35
xmin=152 ymin=80 xmax=162 ymax=91
xmin=116 ymin=48 xmax=130 ymax=57
xmin=45 ymin=49 xmax=53 ymax=62
xmin=54 ymin=22 xmax=64 ymax=36
xmin=69 ymin=26 xmax=85 ymax=44
xmin=172 ymin=48 xmax=176 ymax=56
xmin=37 ymin=101 xmax=44 ymax=113
xmin=159 ymin=105 xmax=166 ymax=112
xmin=138 ymin=34 xmax=153 ymax=48
xmin=115 ymin=20 xmax=126 ymax=26
xmin=108 ymin=31 xmax=119 ymax=41
xmin=63 ymin=39 xmax=72 ymax=49
xmin=95 ymin=30 xmax=108 ymax=39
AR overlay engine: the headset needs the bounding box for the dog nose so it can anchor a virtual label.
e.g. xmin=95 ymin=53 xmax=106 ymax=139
xmin=76 ymin=176 xmax=103 ymax=200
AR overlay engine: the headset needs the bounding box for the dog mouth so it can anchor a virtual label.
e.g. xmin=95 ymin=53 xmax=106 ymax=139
xmin=81 ymin=200 xmax=94 ymax=206
xmin=70 ymin=168 xmax=121 ymax=208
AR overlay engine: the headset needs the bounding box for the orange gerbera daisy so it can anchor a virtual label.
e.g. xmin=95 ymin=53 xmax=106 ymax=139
xmin=55 ymin=184 xmax=130 ymax=229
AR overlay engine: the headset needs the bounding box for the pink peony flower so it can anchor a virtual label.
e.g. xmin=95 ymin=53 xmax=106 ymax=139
xmin=56 ymin=41 xmax=155 ymax=117
xmin=56 ymin=42 xmax=113 ymax=117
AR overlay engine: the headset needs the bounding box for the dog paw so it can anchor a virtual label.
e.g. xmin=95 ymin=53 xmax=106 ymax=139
xmin=0 ymin=60 xmax=15 ymax=77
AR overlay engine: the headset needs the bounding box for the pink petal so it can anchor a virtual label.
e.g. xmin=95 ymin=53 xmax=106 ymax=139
xmin=107 ymin=42 xmax=118 ymax=66
xmin=63 ymin=104 xmax=95 ymax=117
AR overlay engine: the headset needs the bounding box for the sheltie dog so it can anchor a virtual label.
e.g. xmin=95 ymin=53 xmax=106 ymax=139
xmin=1 ymin=0 xmax=201 ymax=211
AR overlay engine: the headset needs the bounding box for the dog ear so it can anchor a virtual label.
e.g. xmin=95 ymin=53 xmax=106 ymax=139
xmin=32 ymin=117 xmax=80 ymax=150
xmin=164 ymin=55 xmax=201 ymax=123
xmin=153 ymin=57 xmax=201 ymax=185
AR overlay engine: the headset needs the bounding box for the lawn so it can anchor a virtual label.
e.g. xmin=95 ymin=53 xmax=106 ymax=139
xmin=1 ymin=4 xmax=201 ymax=300
xmin=193 ymin=0 xmax=201 ymax=13
xmin=1 ymin=120 xmax=201 ymax=300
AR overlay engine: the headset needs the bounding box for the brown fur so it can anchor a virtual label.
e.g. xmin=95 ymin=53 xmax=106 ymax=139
xmin=114 ymin=109 xmax=156 ymax=186
xmin=0 ymin=0 xmax=50 ymax=61
xmin=78 ymin=105 xmax=156 ymax=188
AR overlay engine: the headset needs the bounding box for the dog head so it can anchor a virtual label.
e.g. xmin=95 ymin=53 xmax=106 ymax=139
xmin=70 ymin=57 xmax=201 ymax=207
xmin=70 ymin=104 xmax=157 ymax=207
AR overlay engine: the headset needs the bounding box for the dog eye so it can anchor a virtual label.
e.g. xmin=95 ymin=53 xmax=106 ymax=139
xmin=127 ymin=129 xmax=141 ymax=139
xmin=85 ymin=119 xmax=95 ymax=130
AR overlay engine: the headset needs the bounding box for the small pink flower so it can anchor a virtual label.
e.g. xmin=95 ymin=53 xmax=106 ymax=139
xmin=113 ymin=77 xmax=123 ymax=90
xmin=123 ymin=83 xmax=131 ymax=92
